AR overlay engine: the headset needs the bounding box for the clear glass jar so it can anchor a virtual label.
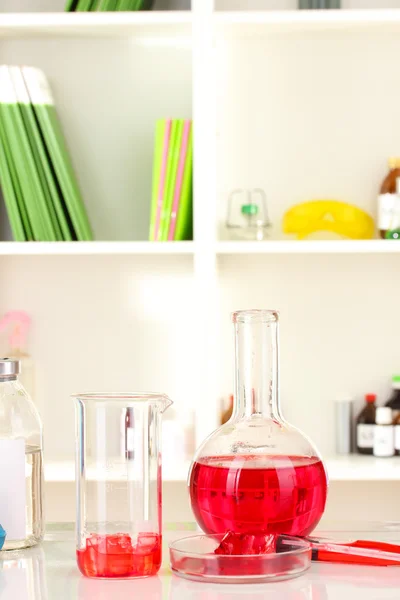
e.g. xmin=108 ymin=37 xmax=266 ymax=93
xmin=189 ymin=310 xmax=328 ymax=538
xmin=0 ymin=358 xmax=44 ymax=550
xmin=74 ymin=392 xmax=172 ymax=579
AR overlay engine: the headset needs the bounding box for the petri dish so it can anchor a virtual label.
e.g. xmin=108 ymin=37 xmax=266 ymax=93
xmin=169 ymin=534 xmax=311 ymax=584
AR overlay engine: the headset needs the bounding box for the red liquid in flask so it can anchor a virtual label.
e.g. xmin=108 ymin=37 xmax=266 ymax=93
xmin=76 ymin=532 xmax=161 ymax=578
xmin=190 ymin=455 xmax=327 ymax=537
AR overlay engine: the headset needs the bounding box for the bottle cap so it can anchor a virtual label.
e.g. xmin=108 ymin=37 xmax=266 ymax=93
xmin=241 ymin=204 xmax=258 ymax=216
xmin=388 ymin=157 xmax=400 ymax=169
xmin=0 ymin=358 xmax=20 ymax=378
xmin=376 ymin=406 xmax=393 ymax=425
xmin=392 ymin=375 xmax=400 ymax=390
xmin=365 ymin=393 xmax=376 ymax=403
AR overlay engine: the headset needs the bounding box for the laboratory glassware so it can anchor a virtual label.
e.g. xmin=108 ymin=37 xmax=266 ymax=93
xmin=226 ymin=189 xmax=271 ymax=241
xmin=0 ymin=358 xmax=44 ymax=550
xmin=74 ymin=392 xmax=172 ymax=578
xmin=189 ymin=310 xmax=328 ymax=538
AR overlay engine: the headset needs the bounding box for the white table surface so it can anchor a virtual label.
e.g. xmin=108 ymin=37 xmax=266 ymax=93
xmin=1 ymin=523 xmax=400 ymax=599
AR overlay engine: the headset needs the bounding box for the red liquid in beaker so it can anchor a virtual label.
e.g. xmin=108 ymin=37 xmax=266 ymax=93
xmin=189 ymin=455 xmax=327 ymax=537
xmin=77 ymin=532 xmax=161 ymax=578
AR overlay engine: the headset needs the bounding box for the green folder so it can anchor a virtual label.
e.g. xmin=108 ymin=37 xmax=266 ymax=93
xmin=98 ymin=0 xmax=118 ymax=9
xmin=76 ymin=0 xmax=94 ymax=10
xmin=0 ymin=108 xmax=33 ymax=241
xmin=116 ymin=0 xmax=133 ymax=9
xmin=158 ymin=120 xmax=177 ymax=241
xmin=149 ymin=119 xmax=166 ymax=241
xmin=0 ymin=67 xmax=56 ymax=241
xmin=22 ymin=67 xmax=93 ymax=241
xmin=11 ymin=67 xmax=73 ymax=242
xmin=174 ymin=124 xmax=193 ymax=241
xmin=0 ymin=118 xmax=26 ymax=241
xmin=65 ymin=0 xmax=79 ymax=10
xmin=160 ymin=120 xmax=183 ymax=242
xmin=10 ymin=67 xmax=66 ymax=242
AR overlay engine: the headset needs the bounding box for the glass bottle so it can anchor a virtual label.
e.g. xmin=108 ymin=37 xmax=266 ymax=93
xmin=378 ymin=158 xmax=400 ymax=239
xmin=74 ymin=393 xmax=172 ymax=579
xmin=189 ymin=310 xmax=328 ymax=538
xmin=0 ymin=358 xmax=44 ymax=550
xmin=385 ymin=375 xmax=400 ymax=418
xmin=356 ymin=394 xmax=376 ymax=455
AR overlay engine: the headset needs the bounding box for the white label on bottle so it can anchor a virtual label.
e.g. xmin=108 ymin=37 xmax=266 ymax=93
xmin=126 ymin=427 xmax=134 ymax=453
xmin=378 ymin=193 xmax=400 ymax=230
xmin=395 ymin=425 xmax=400 ymax=451
xmin=0 ymin=439 xmax=26 ymax=540
xmin=357 ymin=424 xmax=374 ymax=449
xmin=373 ymin=425 xmax=395 ymax=458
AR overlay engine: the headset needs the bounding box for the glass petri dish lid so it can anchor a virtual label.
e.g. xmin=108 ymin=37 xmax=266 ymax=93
xmin=169 ymin=534 xmax=311 ymax=584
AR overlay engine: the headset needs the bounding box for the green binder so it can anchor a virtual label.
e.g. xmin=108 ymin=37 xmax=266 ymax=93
xmin=65 ymin=0 xmax=79 ymax=10
xmin=0 ymin=118 xmax=26 ymax=241
xmin=0 ymin=67 xmax=56 ymax=240
xmin=22 ymin=67 xmax=93 ymax=241
xmin=76 ymin=0 xmax=94 ymax=10
xmin=174 ymin=124 xmax=193 ymax=241
xmin=10 ymin=67 xmax=66 ymax=241
xmin=11 ymin=67 xmax=73 ymax=241
xmin=160 ymin=119 xmax=183 ymax=242
xmin=149 ymin=119 xmax=166 ymax=241
xmin=158 ymin=120 xmax=177 ymax=241
xmin=0 ymin=108 xmax=33 ymax=241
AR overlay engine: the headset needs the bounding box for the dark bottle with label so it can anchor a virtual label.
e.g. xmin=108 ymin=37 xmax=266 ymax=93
xmin=386 ymin=376 xmax=400 ymax=455
xmin=386 ymin=375 xmax=400 ymax=415
xmin=378 ymin=158 xmax=400 ymax=238
xmin=356 ymin=394 xmax=376 ymax=455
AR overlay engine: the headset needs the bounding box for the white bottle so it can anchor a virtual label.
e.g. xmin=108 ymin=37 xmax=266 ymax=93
xmin=373 ymin=407 xmax=394 ymax=458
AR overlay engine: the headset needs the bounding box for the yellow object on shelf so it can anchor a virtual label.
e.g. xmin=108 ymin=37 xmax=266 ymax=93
xmin=283 ymin=200 xmax=374 ymax=240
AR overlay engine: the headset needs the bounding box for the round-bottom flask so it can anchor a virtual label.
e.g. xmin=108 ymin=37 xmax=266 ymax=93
xmin=189 ymin=310 xmax=328 ymax=537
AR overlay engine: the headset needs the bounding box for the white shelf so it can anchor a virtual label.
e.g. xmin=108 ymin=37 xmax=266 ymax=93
xmin=45 ymin=456 xmax=400 ymax=483
xmin=0 ymin=241 xmax=195 ymax=255
xmin=216 ymin=240 xmax=400 ymax=254
xmin=327 ymin=455 xmax=400 ymax=482
xmin=215 ymin=9 xmax=400 ymax=35
xmin=0 ymin=12 xmax=192 ymax=38
xmin=45 ymin=460 xmax=191 ymax=483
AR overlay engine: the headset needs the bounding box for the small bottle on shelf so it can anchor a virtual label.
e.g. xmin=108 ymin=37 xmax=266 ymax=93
xmin=394 ymin=412 xmax=400 ymax=456
xmin=386 ymin=375 xmax=400 ymax=418
xmin=378 ymin=158 xmax=400 ymax=239
xmin=356 ymin=394 xmax=376 ymax=455
xmin=373 ymin=407 xmax=395 ymax=458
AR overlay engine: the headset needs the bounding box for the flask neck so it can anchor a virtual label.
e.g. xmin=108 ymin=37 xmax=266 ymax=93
xmin=233 ymin=310 xmax=281 ymax=420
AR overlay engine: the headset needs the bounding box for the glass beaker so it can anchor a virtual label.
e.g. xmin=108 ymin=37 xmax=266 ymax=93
xmin=73 ymin=393 xmax=172 ymax=579
xmin=189 ymin=310 xmax=328 ymax=538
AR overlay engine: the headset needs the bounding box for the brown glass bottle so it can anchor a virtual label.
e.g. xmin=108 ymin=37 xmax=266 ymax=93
xmin=378 ymin=158 xmax=400 ymax=238
xmin=356 ymin=394 xmax=376 ymax=455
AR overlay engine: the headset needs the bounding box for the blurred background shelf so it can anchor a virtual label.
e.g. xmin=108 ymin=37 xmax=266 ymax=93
xmin=326 ymin=455 xmax=400 ymax=481
xmin=0 ymin=241 xmax=195 ymax=255
xmin=0 ymin=11 xmax=192 ymax=38
xmin=215 ymin=8 xmax=400 ymax=34
xmin=45 ymin=456 xmax=400 ymax=483
xmin=216 ymin=240 xmax=400 ymax=254
xmin=45 ymin=459 xmax=191 ymax=483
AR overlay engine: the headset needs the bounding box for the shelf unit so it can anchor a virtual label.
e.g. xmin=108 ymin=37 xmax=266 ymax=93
xmin=43 ymin=455 xmax=400 ymax=483
xmin=1 ymin=5 xmax=400 ymax=497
